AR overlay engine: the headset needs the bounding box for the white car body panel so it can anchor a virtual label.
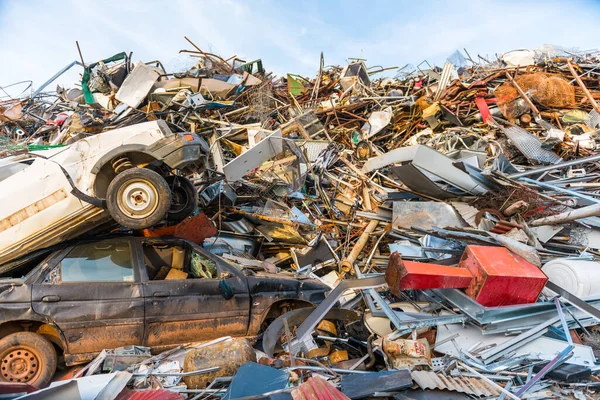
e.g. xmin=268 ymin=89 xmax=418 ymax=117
xmin=0 ymin=121 xmax=173 ymax=266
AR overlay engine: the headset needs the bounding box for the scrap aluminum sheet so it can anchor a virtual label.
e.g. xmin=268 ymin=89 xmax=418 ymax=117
xmin=502 ymin=126 xmax=562 ymax=164
xmin=392 ymin=201 xmax=466 ymax=230
xmin=411 ymin=371 xmax=501 ymax=397
xmin=435 ymin=323 xmax=597 ymax=367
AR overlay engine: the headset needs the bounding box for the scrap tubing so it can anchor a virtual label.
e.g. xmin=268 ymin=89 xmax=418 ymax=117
xmin=530 ymin=203 xmax=600 ymax=226
xmin=340 ymin=220 xmax=379 ymax=272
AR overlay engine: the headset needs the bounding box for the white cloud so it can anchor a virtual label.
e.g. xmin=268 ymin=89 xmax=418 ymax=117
xmin=0 ymin=0 xmax=320 ymax=91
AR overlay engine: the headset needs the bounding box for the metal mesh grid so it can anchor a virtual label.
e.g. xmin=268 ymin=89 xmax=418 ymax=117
xmin=502 ymin=126 xmax=562 ymax=164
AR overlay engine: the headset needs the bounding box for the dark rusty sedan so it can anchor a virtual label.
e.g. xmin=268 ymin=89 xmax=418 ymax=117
xmin=0 ymin=236 xmax=329 ymax=387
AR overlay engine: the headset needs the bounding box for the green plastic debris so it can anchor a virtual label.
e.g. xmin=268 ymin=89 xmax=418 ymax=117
xmin=27 ymin=144 xmax=65 ymax=151
xmin=287 ymin=74 xmax=308 ymax=97
xmin=562 ymin=109 xmax=588 ymax=124
xmin=82 ymin=52 xmax=128 ymax=105
xmin=351 ymin=130 xmax=361 ymax=144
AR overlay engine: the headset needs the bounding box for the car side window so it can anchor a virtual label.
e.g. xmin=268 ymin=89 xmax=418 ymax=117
xmin=143 ymin=242 xmax=216 ymax=281
xmin=43 ymin=242 xmax=134 ymax=283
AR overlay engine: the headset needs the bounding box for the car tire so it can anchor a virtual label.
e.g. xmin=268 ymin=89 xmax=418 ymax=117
xmin=106 ymin=168 xmax=171 ymax=230
xmin=166 ymin=176 xmax=198 ymax=223
xmin=0 ymin=332 xmax=57 ymax=388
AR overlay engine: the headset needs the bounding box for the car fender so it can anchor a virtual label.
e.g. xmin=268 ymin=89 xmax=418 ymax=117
xmin=90 ymin=144 xmax=159 ymax=175
xmin=0 ymin=318 xmax=68 ymax=353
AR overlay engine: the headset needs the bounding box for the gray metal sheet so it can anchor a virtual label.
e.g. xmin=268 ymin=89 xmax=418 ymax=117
xmin=392 ymin=164 xmax=457 ymax=199
xmin=223 ymin=129 xmax=283 ymax=182
xmin=412 ymin=145 xmax=487 ymax=194
xmin=392 ymin=201 xmax=466 ymax=230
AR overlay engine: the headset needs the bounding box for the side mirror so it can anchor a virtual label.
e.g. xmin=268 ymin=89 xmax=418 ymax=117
xmin=219 ymin=279 xmax=234 ymax=300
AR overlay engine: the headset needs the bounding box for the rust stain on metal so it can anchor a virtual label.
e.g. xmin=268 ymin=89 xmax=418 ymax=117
xmin=145 ymin=319 xmax=247 ymax=348
xmin=140 ymin=213 xmax=217 ymax=243
xmin=183 ymin=338 xmax=255 ymax=389
xmin=0 ymin=189 xmax=68 ymax=233
xmin=385 ymin=251 xmax=407 ymax=297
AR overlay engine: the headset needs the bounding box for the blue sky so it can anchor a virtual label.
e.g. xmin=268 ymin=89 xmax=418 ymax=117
xmin=1 ymin=0 xmax=600 ymax=94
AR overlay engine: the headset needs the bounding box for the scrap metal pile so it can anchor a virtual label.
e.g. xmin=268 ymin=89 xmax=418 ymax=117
xmin=5 ymin=41 xmax=600 ymax=399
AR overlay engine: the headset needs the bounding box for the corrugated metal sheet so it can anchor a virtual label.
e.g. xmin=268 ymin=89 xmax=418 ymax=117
xmin=434 ymin=62 xmax=455 ymax=101
xmin=411 ymin=371 xmax=502 ymax=397
xmin=291 ymin=377 xmax=349 ymax=400
xmin=450 ymin=202 xmax=479 ymax=228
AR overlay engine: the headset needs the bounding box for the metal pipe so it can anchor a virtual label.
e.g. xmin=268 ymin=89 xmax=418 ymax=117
xmin=340 ymin=220 xmax=379 ymax=272
xmin=530 ymin=203 xmax=600 ymax=226
xmin=508 ymin=154 xmax=600 ymax=179
xmin=132 ymin=366 xmax=219 ymax=377
xmin=519 ymin=177 xmax=600 ymax=206
xmin=32 ymin=60 xmax=83 ymax=98
xmin=286 ymin=366 xmax=371 ymax=374
xmin=567 ymin=60 xmax=600 ymax=113
xmin=362 ymin=187 xmax=372 ymax=211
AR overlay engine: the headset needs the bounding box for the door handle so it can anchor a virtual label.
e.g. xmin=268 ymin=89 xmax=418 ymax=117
xmin=41 ymin=295 xmax=61 ymax=303
xmin=153 ymin=291 xmax=170 ymax=298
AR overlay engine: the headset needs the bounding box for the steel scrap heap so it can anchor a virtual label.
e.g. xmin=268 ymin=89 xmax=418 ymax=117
xmin=4 ymin=41 xmax=600 ymax=399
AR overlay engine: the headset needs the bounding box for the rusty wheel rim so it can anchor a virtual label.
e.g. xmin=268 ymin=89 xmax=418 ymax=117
xmin=0 ymin=346 xmax=42 ymax=383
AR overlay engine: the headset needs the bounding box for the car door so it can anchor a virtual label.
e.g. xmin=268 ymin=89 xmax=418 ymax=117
xmin=140 ymin=239 xmax=250 ymax=347
xmin=31 ymin=238 xmax=145 ymax=357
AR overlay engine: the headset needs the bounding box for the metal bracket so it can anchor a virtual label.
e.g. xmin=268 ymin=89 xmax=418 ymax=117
xmin=286 ymin=275 xmax=387 ymax=355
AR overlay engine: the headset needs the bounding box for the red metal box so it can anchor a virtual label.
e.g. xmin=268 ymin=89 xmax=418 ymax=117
xmin=459 ymin=245 xmax=547 ymax=307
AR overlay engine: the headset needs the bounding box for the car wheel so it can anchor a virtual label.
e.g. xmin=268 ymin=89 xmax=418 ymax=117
xmin=0 ymin=332 xmax=57 ymax=388
xmin=107 ymin=168 xmax=171 ymax=230
xmin=166 ymin=176 xmax=198 ymax=222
